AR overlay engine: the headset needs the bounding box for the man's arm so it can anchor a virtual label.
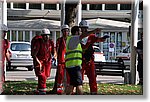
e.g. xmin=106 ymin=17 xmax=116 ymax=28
xmin=79 ymin=28 xmax=101 ymax=40
xmin=5 ymin=49 xmax=11 ymax=62
xmin=97 ymin=35 xmax=109 ymax=42
xmin=82 ymin=36 xmax=106 ymax=50
xmin=5 ymin=40 xmax=11 ymax=62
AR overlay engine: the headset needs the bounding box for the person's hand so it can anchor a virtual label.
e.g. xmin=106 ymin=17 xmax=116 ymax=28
xmin=102 ymin=35 xmax=109 ymax=39
xmin=94 ymin=28 xmax=101 ymax=33
xmin=39 ymin=62 xmax=43 ymax=71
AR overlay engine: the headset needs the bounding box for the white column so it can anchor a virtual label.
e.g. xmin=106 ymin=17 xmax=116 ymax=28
xmin=23 ymin=31 xmax=25 ymax=41
xmin=102 ymin=4 xmax=105 ymax=11
xmin=130 ymin=0 xmax=139 ymax=84
xmin=26 ymin=3 xmax=29 ymax=10
xmin=100 ymin=32 xmax=103 ymax=52
xmin=41 ymin=3 xmax=44 ymax=10
xmin=108 ymin=32 xmax=110 ymax=61
xmin=16 ymin=31 xmax=18 ymax=41
xmin=56 ymin=4 xmax=59 ymax=10
xmin=61 ymin=0 xmax=66 ymax=26
xmin=2 ymin=0 xmax=8 ymax=80
xmin=60 ymin=0 xmax=66 ymax=37
xmin=52 ymin=31 xmax=56 ymax=46
xmin=87 ymin=4 xmax=90 ymax=11
xmin=2 ymin=0 xmax=7 ymax=25
xmin=29 ymin=31 xmax=32 ymax=42
xmin=0 ymin=1 xmax=1 ymax=92
xmin=117 ymin=4 xmax=120 ymax=11
xmin=76 ymin=0 xmax=82 ymax=26
xmin=114 ymin=32 xmax=117 ymax=58
xmin=10 ymin=2 xmax=13 ymax=9
xmin=9 ymin=30 xmax=12 ymax=41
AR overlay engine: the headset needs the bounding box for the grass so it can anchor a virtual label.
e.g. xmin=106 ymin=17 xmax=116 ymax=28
xmin=1 ymin=81 xmax=143 ymax=95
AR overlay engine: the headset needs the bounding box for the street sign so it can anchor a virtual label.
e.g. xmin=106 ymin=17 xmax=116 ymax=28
xmin=109 ymin=43 xmax=115 ymax=52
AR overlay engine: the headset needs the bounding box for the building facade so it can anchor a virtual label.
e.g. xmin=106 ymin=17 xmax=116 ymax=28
xmin=1 ymin=0 xmax=143 ymax=61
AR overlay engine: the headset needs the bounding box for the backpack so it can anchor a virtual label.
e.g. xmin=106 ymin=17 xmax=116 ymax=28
xmin=82 ymin=44 xmax=94 ymax=62
xmin=31 ymin=36 xmax=42 ymax=57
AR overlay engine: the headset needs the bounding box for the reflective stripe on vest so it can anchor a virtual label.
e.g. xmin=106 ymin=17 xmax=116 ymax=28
xmin=65 ymin=36 xmax=82 ymax=68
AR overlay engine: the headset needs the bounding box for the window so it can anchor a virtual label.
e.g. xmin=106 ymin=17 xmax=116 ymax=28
xmin=116 ymin=32 xmax=122 ymax=49
xmin=7 ymin=31 xmax=10 ymax=40
xmin=56 ymin=31 xmax=60 ymax=40
xmin=7 ymin=3 xmax=10 ymax=8
xmin=44 ymin=4 xmax=56 ymax=10
xmin=18 ymin=31 xmax=23 ymax=41
xmin=120 ymin=4 xmax=131 ymax=10
xmin=29 ymin=4 xmax=41 ymax=9
xmin=59 ymin=4 xmax=61 ymax=10
xmin=82 ymin=4 xmax=87 ymax=10
xmin=12 ymin=31 xmax=17 ymax=41
xmin=32 ymin=31 xmax=36 ymax=38
xmin=13 ymin=3 xmax=26 ymax=9
xmin=139 ymin=1 xmax=143 ymax=10
xmin=90 ymin=4 xmax=102 ymax=10
xmin=11 ymin=43 xmax=31 ymax=51
xmin=105 ymin=4 xmax=117 ymax=10
xmin=25 ymin=31 xmax=30 ymax=42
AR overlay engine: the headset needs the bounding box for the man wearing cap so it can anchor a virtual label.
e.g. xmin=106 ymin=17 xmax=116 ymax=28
xmin=31 ymin=28 xmax=55 ymax=95
xmin=65 ymin=26 xmax=100 ymax=95
xmin=79 ymin=20 xmax=108 ymax=94
xmin=0 ymin=24 xmax=11 ymax=92
xmin=51 ymin=25 xmax=70 ymax=94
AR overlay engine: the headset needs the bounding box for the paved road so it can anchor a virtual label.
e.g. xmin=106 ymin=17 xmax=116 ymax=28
xmin=6 ymin=67 xmax=124 ymax=84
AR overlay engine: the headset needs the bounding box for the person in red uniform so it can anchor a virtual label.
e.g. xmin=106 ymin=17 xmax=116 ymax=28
xmin=31 ymin=28 xmax=55 ymax=95
xmin=0 ymin=24 xmax=11 ymax=92
xmin=31 ymin=32 xmax=42 ymax=57
xmin=79 ymin=20 xmax=107 ymax=94
xmin=51 ymin=25 xmax=70 ymax=94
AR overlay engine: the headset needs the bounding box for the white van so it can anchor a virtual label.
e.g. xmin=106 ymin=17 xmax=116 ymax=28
xmin=7 ymin=42 xmax=33 ymax=71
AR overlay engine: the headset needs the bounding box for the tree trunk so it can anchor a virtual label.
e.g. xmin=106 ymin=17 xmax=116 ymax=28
xmin=65 ymin=3 xmax=78 ymax=27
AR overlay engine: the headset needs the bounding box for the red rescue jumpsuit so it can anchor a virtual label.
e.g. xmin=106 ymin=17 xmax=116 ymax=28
xmin=81 ymin=34 xmax=98 ymax=94
xmin=55 ymin=37 xmax=70 ymax=94
xmin=32 ymin=36 xmax=54 ymax=93
xmin=0 ymin=39 xmax=10 ymax=92
xmin=1 ymin=39 xmax=10 ymax=81
xmin=31 ymin=35 xmax=42 ymax=57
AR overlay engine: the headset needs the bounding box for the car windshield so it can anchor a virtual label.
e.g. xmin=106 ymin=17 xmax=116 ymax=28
xmin=10 ymin=43 xmax=31 ymax=51
xmin=122 ymin=46 xmax=130 ymax=53
xmin=94 ymin=48 xmax=101 ymax=52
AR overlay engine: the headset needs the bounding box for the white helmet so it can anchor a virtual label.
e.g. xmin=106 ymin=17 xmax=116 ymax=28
xmin=41 ymin=28 xmax=51 ymax=35
xmin=61 ymin=24 xmax=69 ymax=30
xmin=79 ymin=20 xmax=89 ymax=28
xmin=1 ymin=24 xmax=8 ymax=31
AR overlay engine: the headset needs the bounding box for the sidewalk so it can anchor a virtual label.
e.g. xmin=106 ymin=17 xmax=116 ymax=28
xmin=6 ymin=68 xmax=124 ymax=84
xmin=48 ymin=68 xmax=124 ymax=84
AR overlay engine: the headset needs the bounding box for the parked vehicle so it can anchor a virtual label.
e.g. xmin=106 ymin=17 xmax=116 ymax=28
xmin=116 ymin=46 xmax=130 ymax=66
xmin=93 ymin=46 xmax=106 ymax=62
xmin=116 ymin=46 xmax=130 ymax=60
xmin=7 ymin=42 xmax=33 ymax=71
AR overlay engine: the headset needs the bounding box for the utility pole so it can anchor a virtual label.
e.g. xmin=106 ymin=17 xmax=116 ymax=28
xmin=130 ymin=0 xmax=139 ymax=84
xmin=0 ymin=0 xmax=7 ymax=94
xmin=61 ymin=0 xmax=80 ymax=93
xmin=76 ymin=0 xmax=82 ymax=26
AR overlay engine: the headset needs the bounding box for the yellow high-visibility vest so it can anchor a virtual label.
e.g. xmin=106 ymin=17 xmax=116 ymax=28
xmin=65 ymin=36 xmax=82 ymax=68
